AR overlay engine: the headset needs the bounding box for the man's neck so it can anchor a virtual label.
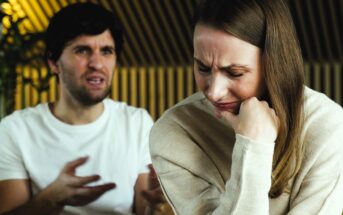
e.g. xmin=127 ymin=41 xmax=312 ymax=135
xmin=50 ymin=99 xmax=105 ymax=125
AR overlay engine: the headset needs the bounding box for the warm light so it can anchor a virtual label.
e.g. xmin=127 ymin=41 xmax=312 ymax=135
xmin=1 ymin=0 xmax=28 ymax=34
xmin=2 ymin=16 xmax=11 ymax=29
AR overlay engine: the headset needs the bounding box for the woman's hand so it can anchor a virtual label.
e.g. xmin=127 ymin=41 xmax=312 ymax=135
xmin=217 ymin=97 xmax=279 ymax=143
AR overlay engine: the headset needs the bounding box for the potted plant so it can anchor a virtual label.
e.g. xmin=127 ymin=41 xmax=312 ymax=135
xmin=0 ymin=0 xmax=49 ymax=119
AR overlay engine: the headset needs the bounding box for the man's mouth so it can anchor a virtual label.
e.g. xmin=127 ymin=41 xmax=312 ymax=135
xmin=87 ymin=77 xmax=104 ymax=85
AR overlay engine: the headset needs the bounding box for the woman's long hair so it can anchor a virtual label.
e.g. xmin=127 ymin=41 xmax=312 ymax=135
xmin=194 ymin=0 xmax=305 ymax=198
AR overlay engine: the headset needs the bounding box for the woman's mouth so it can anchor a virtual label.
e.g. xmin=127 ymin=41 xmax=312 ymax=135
xmin=213 ymin=101 xmax=240 ymax=113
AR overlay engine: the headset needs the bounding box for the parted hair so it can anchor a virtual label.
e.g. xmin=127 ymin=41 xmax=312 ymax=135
xmin=194 ymin=0 xmax=305 ymax=198
xmin=45 ymin=2 xmax=124 ymax=62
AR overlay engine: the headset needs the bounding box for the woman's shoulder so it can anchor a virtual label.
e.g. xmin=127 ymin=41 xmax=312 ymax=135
xmin=303 ymin=87 xmax=343 ymax=130
xmin=302 ymin=86 xmax=343 ymax=155
xmin=155 ymin=92 xmax=211 ymax=125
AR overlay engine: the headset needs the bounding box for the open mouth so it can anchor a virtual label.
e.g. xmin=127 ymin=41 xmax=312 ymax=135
xmin=87 ymin=77 xmax=105 ymax=85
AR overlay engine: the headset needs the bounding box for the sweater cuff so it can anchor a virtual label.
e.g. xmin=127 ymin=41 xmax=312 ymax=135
xmin=229 ymin=134 xmax=275 ymax=191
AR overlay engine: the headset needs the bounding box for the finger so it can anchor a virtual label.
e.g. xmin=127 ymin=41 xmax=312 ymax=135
xmin=76 ymin=183 xmax=116 ymax=196
xmin=148 ymin=164 xmax=157 ymax=177
xmin=63 ymin=156 xmax=89 ymax=174
xmin=69 ymin=174 xmax=101 ymax=187
xmin=141 ymin=189 xmax=165 ymax=204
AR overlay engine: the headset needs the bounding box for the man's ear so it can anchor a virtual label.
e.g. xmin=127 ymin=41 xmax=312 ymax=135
xmin=48 ymin=59 xmax=60 ymax=75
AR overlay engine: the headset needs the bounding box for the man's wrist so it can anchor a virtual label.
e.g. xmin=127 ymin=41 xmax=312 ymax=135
xmin=34 ymin=187 xmax=64 ymax=213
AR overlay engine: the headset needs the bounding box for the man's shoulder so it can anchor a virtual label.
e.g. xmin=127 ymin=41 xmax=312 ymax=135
xmin=0 ymin=104 xmax=47 ymax=129
xmin=103 ymin=98 xmax=152 ymax=122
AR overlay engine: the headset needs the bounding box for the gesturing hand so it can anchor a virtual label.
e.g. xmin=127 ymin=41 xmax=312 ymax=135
xmin=218 ymin=97 xmax=280 ymax=143
xmin=42 ymin=156 xmax=116 ymax=207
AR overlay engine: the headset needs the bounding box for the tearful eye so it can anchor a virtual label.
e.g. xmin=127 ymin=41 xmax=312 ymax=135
xmin=197 ymin=64 xmax=211 ymax=75
xmin=226 ymin=69 xmax=244 ymax=78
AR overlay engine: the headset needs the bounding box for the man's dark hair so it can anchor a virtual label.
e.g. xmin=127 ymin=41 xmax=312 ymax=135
xmin=45 ymin=3 xmax=124 ymax=62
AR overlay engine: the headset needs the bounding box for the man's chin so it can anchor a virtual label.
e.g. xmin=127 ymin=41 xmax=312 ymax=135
xmin=74 ymin=91 xmax=110 ymax=107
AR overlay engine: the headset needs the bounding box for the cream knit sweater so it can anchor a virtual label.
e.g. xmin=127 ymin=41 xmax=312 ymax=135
xmin=150 ymin=87 xmax=343 ymax=215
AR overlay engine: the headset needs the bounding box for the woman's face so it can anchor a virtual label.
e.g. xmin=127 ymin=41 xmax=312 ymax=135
xmin=193 ymin=24 xmax=266 ymax=114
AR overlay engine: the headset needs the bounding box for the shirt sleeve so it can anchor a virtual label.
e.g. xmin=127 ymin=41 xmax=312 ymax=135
xmin=0 ymin=120 xmax=28 ymax=180
xmin=137 ymin=109 xmax=154 ymax=174
xmin=150 ymin=120 xmax=275 ymax=215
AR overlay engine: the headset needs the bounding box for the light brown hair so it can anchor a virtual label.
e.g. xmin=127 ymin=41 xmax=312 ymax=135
xmin=194 ymin=0 xmax=305 ymax=197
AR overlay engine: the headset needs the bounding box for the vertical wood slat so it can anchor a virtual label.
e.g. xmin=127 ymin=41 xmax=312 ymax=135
xmin=130 ymin=68 xmax=138 ymax=107
xmin=15 ymin=66 xmax=23 ymax=110
xmin=334 ymin=63 xmax=342 ymax=105
xmin=120 ymin=67 xmax=128 ymax=103
xmin=149 ymin=67 xmax=156 ymax=120
xmin=158 ymin=67 xmax=165 ymax=117
xmin=323 ymin=63 xmax=331 ymax=98
xmin=139 ymin=68 xmax=147 ymax=109
xmin=167 ymin=67 xmax=175 ymax=109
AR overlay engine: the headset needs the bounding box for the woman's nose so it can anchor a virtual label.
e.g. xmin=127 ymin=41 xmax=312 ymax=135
xmin=207 ymin=73 xmax=230 ymax=101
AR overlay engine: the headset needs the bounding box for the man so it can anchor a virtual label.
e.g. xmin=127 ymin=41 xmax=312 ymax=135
xmin=0 ymin=3 xmax=161 ymax=214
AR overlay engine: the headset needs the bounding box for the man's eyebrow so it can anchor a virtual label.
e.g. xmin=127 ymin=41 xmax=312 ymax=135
xmin=101 ymin=45 xmax=115 ymax=50
xmin=71 ymin=44 xmax=91 ymax=50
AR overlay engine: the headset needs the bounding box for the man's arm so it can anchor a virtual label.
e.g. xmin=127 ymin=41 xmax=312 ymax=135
xmin=134 ymin=173 xmax=149 ymax=215
xmin=135 ymin=165 xmax=173 ymax=215
xmin=0 ymin=180 xmax=31 ymax=213
xmin=0 ymin=157 xmax=115 ymax=215
xmin=0 ymin=179 xmax=63 ymax=215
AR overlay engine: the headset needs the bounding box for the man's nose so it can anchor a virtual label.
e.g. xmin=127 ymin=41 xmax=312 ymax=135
xmin=88 ymin=53 xmax=104 ymax=70
xmin=207 ymin=73 xmax=230 ymax=101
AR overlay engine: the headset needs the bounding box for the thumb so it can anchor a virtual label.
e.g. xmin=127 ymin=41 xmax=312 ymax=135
xmin=63 ymin=156 xmax=89 ymax=174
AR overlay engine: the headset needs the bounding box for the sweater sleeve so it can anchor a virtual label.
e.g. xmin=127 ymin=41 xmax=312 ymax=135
xmin=151 ymin=120 xmax=275 ymax=215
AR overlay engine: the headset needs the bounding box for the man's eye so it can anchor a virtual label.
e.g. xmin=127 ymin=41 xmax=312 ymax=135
xmin=102 ymin=48 xmax=114 ymax=55
xmin=75 ymin=48 xmax=89 ymax=54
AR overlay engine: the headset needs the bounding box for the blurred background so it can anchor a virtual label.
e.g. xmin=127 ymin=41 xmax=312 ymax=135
xmin=0 ymin=0 xmax=342 ymax=120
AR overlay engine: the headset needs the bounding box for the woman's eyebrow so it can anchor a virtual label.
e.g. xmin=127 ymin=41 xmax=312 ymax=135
xmin=194 ymin=58 xmax=210 ymax=67
xmin=219 ymin=64 xmax=250 ymax=70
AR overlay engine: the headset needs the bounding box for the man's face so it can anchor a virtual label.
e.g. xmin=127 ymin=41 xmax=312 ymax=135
xmin=49 ymin=30 xmax=116 ymax=106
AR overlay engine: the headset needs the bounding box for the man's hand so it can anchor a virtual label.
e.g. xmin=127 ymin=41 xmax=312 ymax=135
xmin=141 ymin=164 xmax=172 ymax=215
xmin=41 ymin=156 xmax=116 ymax=207
xmin=218 ymin=97 xmax=280 ymax=143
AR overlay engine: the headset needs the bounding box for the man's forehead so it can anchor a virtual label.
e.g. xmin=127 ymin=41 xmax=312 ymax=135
xmin=66 ymin=31 xmax=115 ymax=48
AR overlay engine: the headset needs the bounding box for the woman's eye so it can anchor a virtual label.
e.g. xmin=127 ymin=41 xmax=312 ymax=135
xmin=227 ymin=70 xmax=243 ymax=77
xmin=198 ymin=66 xmax=211 ymax=74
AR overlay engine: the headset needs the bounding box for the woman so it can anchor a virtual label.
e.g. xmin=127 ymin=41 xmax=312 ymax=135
xmin=150 ymin=0 xmax=343 ymax=214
